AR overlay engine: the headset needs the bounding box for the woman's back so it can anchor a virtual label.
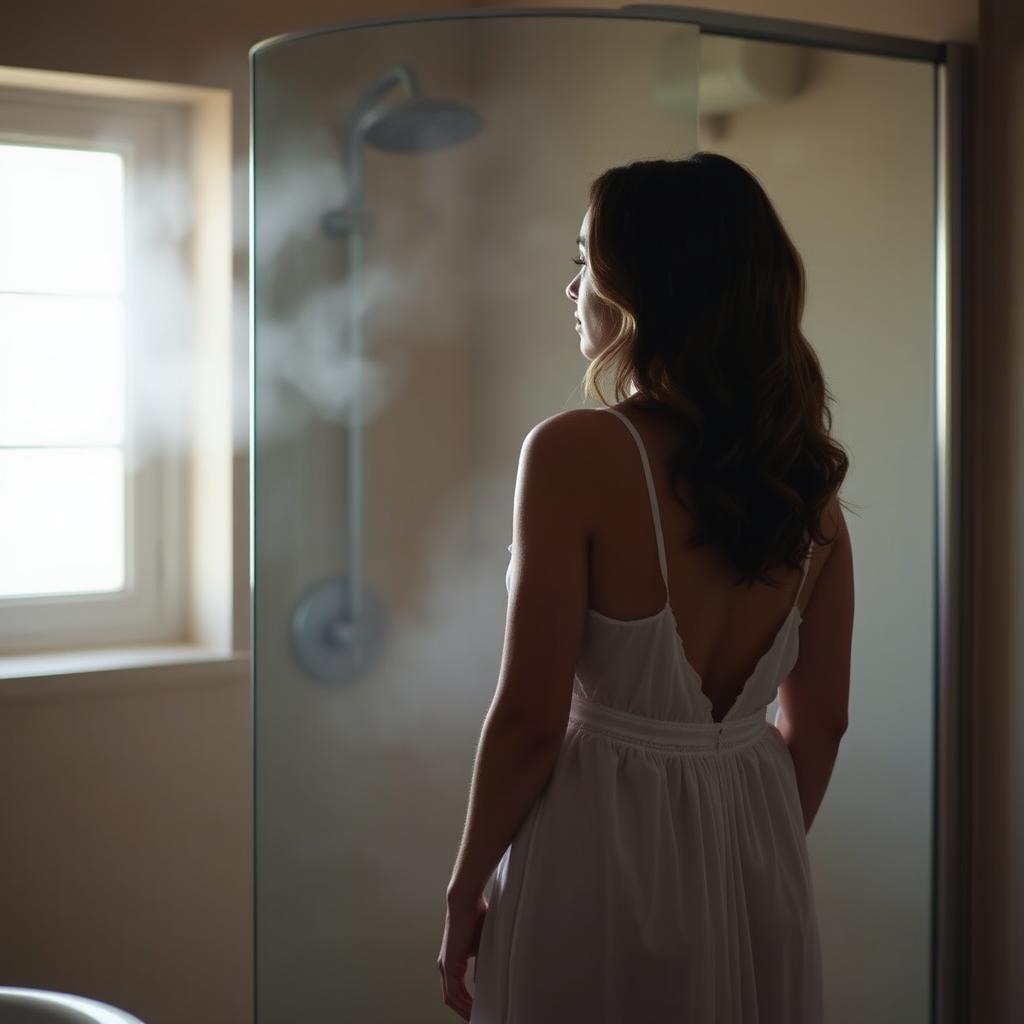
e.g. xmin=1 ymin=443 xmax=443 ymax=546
xmin=582 ymin=399 xmax=834 ymax=723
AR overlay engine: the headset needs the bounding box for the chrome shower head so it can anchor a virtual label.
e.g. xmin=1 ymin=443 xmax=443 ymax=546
xmin=359 ymin=97 xmax=483 ymax=154
xmin=323 ymin=77 xmax=483 ymax=236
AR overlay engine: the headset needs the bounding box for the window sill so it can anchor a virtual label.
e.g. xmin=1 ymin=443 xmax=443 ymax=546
xmin=0 ymin=645 xmax=250 ymax=698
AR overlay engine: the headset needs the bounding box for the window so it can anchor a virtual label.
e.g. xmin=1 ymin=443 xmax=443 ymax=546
xmin=0 ymin=71 xmax=231 ymax=660
xmin=1 ymin=143 xmax=129 ymax=600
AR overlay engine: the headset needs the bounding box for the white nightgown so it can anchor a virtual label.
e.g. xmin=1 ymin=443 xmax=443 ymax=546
xmin=470 ymin=406 xmax=824 ymax=1023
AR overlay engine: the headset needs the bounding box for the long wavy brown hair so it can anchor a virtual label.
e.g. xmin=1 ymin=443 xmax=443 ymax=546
xmin=580 ymin=153 xmax=855 ymax=587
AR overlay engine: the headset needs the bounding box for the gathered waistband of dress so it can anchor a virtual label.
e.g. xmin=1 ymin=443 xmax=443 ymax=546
xmin=568 ymin=691 xmax=769 ymax=753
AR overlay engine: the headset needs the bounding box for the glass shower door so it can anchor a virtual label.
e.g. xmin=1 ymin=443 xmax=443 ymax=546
xmin=253 ymin=9 xmax=949 ymax=1023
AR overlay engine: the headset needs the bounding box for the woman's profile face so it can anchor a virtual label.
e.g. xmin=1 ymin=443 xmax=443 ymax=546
xmin=566 ymin=207 xmax=614 ymax=359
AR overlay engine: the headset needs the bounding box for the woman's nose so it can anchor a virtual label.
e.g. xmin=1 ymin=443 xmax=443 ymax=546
xmin=566 ymin=279 xmax=577 ymax=300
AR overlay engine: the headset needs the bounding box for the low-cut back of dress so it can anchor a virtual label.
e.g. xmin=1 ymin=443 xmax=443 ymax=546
xmin=471 ymin=406 xmax=825 ymax=1023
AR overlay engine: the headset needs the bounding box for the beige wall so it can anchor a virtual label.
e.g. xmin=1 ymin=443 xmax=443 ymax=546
xmin=3 ymin=1 xmax=1020 ymax=1023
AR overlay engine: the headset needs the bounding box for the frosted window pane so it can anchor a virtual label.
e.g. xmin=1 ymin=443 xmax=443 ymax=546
xmin=0 ymin=294 xmax=124 ymax=446
xmin=0 ymin=449 xmax=124 ymax=597
xmin=0 ymin=144 xmax=124 ymax=296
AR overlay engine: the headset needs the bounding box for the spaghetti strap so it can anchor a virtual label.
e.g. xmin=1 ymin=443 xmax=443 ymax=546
xmin=599 ymin=407 xmax=670 ymax=599
xmin=793 ymin=538 xmax=814 ymax=610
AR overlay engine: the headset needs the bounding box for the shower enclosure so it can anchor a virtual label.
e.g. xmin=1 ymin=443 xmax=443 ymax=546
xmin=251 ymin=7 xmax=970 ymax=1022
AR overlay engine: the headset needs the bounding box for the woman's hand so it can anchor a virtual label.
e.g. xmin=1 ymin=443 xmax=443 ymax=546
xmin=437 ymin=890 xmax=488 ymax=1020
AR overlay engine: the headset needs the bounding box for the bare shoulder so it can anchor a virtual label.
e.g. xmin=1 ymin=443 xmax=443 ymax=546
xmin=818 ymin=494 xmax=849 ymax=556
xmin=520 ymin=409 xmax=614 ymax=513
xmin=523 ymin=408 xmax=617 ymax=467
xmin=527 ymin=407 xmax=610 ymax=438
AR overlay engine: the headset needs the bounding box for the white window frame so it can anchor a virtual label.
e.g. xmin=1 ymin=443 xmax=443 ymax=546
xmin=0 ymin=86 xmax=191 ymax=653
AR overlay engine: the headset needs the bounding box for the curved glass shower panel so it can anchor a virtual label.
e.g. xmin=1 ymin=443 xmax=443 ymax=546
xmin=252 ymin=11 xmax=699 ymax=1023
xmin=255 ymin=11 xmax=945 ymax=1024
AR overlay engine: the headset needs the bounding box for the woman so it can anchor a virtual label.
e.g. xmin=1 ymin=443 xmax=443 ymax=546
xmin=439 ymin=152 xmax=855 ymax=1023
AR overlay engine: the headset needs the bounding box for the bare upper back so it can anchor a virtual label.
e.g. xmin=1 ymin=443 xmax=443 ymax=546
xmin=580 ymin=400 xmax=835 ymax=722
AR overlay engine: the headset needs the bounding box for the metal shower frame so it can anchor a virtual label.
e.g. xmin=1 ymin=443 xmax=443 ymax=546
xmin=250 ymin=8 xmax=974 ymax=1023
